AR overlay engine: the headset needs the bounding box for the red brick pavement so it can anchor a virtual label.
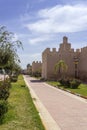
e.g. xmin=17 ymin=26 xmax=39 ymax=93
xmin=24 ymin=75 xmax=87 ymax=130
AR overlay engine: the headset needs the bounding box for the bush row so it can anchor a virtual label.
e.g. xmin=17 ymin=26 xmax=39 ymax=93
xmin=0 ymin=79 xmax=11 ymax=124
xmin=32 ymin=72 xmax=41 ymax=78
xmin=59 ymin=78 xmax=81 ymax=89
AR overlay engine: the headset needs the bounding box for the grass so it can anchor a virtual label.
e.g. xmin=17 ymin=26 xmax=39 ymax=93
xmin=47 ymin=81 xmax=60 ymax=87
xmin=67 ymin=84 xmax=87 ymax=96
xmin=0 ymin=75 xmax=45 ymax=130
xmin=47 ymin=81 xmax=87 ymax=97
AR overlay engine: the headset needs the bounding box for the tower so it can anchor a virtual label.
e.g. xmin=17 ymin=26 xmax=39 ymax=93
xmin=63 ymin=36 xmax=68 ymax=44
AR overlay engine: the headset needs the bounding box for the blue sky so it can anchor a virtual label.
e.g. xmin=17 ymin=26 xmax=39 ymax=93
xmin=0 ymin=0 xmax=87 ymax=69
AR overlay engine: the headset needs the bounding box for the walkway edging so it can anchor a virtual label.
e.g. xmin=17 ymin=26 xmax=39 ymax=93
xmin=23 ymin=76 xmax=61 ymax=130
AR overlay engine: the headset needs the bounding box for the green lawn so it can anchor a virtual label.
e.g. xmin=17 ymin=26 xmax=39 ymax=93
xmin=0 ymin=75 xmax=45 ymax=130
xmin=67 ymin=84 xmax=87 ymax=96
xmin=47 ymin=81 xmax=87 ymax=97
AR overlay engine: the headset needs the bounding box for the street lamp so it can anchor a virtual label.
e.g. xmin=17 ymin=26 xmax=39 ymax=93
xmin=73 ymin=57 xmax=79 ymax=78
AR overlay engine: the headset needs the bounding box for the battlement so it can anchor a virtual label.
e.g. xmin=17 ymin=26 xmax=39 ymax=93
xmin=32 ymin=61 xmax=42 ymax=64
xmin=76 ymin=49 xmax=81 ymax=53
xmin=32 ymin=61 xmax=42 ymax=74
xmin=43 ymin=48 xmax=50 ymax=53
xmin=81 ymin=46 xmax=87 ymax=52
xmin=42 ymin=36 xmax=87 ymax=80
xmin=59 ymin=43 xmax=71 ymax=51
xmin=52 ymin=48 xmax=56 ymax=52
xmin=70 ymin=48 xmax=74 ymax=52
xmin=43 ymin=47 xmax=58 ymax=54
xmin=63 ymin=36 xmax=68 ymax=44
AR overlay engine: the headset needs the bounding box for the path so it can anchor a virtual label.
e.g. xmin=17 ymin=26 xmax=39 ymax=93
xmin=24 ymin=75 xmax=87 ymax=130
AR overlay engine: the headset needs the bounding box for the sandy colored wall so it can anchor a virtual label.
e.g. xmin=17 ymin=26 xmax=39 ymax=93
xmin=32 ymin=61 xmax=42 ymax=74
xmin=42 ymin=36 xmax=87 ymax=80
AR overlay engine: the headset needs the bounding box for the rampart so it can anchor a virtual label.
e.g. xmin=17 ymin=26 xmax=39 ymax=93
xmin=32 ymin=61 xmax=42 ymax=74
xmin=42 ymin=36 xmax=87 ymax=80
xmin=78 ymin=47 xmax=87 ymax=80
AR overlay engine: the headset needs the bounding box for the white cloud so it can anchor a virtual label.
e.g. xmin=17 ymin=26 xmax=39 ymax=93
xmin=19 ymin=53 xmax=41 ymax=68
xmin=30 ymin=53 xmax=41 ymax=58
xmin=28 ymin=35 xmax=50 ymax=45
xmin=29 ymin=37 xmax=45 ymax=45
xmin=25 ymin=4 xmax=87 ymax=33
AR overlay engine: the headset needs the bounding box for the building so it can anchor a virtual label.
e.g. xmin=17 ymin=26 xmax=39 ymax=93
xmin=42 ymin=36 xmax=87 ymax=81
xmin=27 ymin=64 xmax=32 ymax=75
xmin=32 ymin=61 xmax=42 ymax=76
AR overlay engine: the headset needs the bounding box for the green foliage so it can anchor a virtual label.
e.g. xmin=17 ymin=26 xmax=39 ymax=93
xmin=0 ymin=80 xmax=11 ymax=100
xmin=32 ymin=71 xmax=41 ymax=77
xmin=70 ymin=79 xmax=81 ymax=89
xmin=47 ymin=80 xmax=87 ymax=96
xmin=0 ymin=79 xmax=11 ymax=124
xmin=59 ymin=78 xmax=70 ymax=88
xmin=0 ymin=75 xmax=45 ymax=130
xmin=55 ymin=60 xmax=68 ymax=79
xmin=0 ymin=100 xmax=8 ymax=124
xmin=10 ymin=74 xmax=18 ymax=82
xmin=0 ymin=25 xmax=22 ymax=72
xmin=55 ymin=60 xmax=68 ymax=72
xmin=59 ymin=78 xmax=81 ymax=89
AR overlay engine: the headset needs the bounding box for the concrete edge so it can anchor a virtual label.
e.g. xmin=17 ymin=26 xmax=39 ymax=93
xmin=23 ymin=76 xmax=61 ymax=130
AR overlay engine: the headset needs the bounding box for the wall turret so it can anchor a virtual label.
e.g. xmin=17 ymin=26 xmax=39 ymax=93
xmin=63 ymin=36 xmax=68 ymax=44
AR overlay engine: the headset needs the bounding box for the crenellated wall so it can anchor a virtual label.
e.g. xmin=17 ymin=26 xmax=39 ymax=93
xmin=42 ymin=36 xmax=87 ymax=80
xmin=32 ymin=61 xmax=42 ymax=74
xmin=42 ymin=36 xmax=75 ymax=79
xmin=42 ymin=48 xmax=59 ymax=79
xmin=78 ymin=47 xmax=87 ymax=80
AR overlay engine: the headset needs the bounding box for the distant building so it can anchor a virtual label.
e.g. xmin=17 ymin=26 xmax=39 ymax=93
xmin=32 ymin=61 xmax=42 ymax=76
xmin=42 ymin=36 xmax=87 ymax=81
xmin=27 ymin=64 xmax=32 ymax=75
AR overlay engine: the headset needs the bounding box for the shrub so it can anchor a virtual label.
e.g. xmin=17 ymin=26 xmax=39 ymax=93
xmin=32 ymin=72 xmax=41 ymax=78
xmin=10 ymin=73 xmax=18 ymax=82
xmin=0 ymin=100 xmax=8 ymax=124
xmin=0 ymin=79 xmax=11 ymax=89
xmin=0 ymin=80 xmax=11 ymax=100
xmin=58 ymin=78 xmax=81 ymax=89
xmin=70 ymin=79 xmax=81 ymax=89
xmin=59 ymin=78 xmax=70 ymax=87
xmin=40 ymin=78 xmax=46 ymax=81
xmin=58 ymin=79 xmax=64 ymax=85
xmin=0 ymin=86 xmax=9 ymax=100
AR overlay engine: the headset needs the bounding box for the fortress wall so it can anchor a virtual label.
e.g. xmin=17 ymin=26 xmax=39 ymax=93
xmin=42 ymin=36 xmax=87 ymax=80
xmin=42 ymin=37 xmax=76 ymax=79
xmin=27 ymin=66 xmax=32 ymax=74
xmin=42 ymin=48 xmax=75 ymax=79
xmin=59 ymin=49 xmax=75 ymax=77
xmin=59 ymin=43 xmax=71 ymax=52
xmin=78 ymin=47 xmax=87 ymax=79
xmin=42 ymin=52 xmax=48 ymax=79
xmin=42 ymin=48 xmax=50 ymax=55
xmin=32 ymin=61 xmax=42 ymax=73
xmin=42 ymin=48 xmax=59 ymax=79
xmin=46 ymin=52 xmax=59 ymax=79
xmin=58 ymin=37 xmax=75 ymax=77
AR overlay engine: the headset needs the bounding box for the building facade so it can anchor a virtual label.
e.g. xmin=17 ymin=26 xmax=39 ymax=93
xmin=32 ymin=61 xmax=42 ymax=76
xmin=42 ymin=36 xmax=87 ymax=80
xmin=27 ymin=64 xmax=32 ymax=75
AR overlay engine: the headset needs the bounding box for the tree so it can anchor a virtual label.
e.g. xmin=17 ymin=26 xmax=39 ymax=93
xmin=55 ymin=60 xmax=68 ymax=79
xmin=0 ymin=25 xmax=23 ymax=74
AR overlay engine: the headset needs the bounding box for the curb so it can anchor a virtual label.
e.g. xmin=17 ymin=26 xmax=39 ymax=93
xmin=56 ymin=86 xmax=87 ymax=100
xmin=43 ymin=83 xmax=87 ymax=103
xmin=23 ymin=76 xmax=61 ymax=130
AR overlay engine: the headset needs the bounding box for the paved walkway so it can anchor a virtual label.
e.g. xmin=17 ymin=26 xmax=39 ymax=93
xmin=24 ymin=75 xmax=87 ymax=130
